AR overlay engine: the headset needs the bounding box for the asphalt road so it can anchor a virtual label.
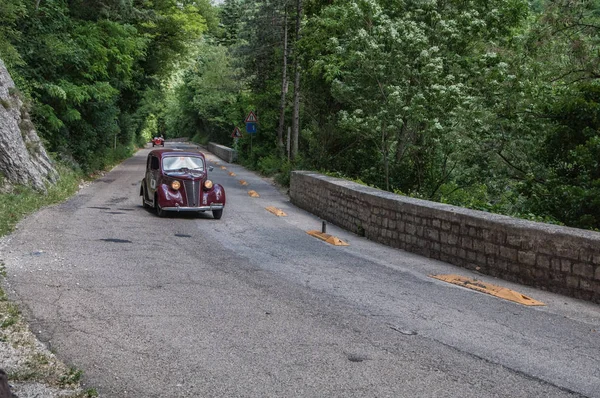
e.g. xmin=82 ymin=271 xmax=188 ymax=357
xmin=1 ymin=142 xmax=599 ymax=397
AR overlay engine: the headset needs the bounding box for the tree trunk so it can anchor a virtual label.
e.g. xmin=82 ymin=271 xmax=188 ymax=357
xmin=291 ymin=0 xmax=303 ymax=161
xmin=382 ymin=125 xmax=390 ymax=191
xmin=0 ymin=58 xmax=57 ymax=193
xmin=276 ymin=8 xmax=289 ymax=154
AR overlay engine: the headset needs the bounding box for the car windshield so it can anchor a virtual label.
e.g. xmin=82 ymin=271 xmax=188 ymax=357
xmin=163 ymin=156 xmax=204 ymax=172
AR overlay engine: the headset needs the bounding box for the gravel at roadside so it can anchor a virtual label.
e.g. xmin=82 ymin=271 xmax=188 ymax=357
xmin=0 ymin=255 xmax=93 ymax=398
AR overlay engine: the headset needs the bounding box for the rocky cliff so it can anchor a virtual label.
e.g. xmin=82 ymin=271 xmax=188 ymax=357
xmin=0 ymin=58 xmax=57 ymax=192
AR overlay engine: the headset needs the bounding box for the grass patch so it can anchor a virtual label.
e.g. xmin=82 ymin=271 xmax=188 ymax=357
xmin=59 ymin=367 xmax=83 ymax=387
xmin=0 ymin=164 xmax=82 ymax=237
xmin=1 ymin=303 xmax=20 ymax=328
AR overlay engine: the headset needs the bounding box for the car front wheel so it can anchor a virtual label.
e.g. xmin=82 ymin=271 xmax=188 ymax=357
xmin=212 ymin=209 xmax=223 ymax=220
xmin=155 ymin=195 xmax=166 ymax=218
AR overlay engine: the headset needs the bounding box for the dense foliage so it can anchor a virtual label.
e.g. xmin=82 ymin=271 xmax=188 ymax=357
xmin=2 ymin=0 xmax=600 ymax=230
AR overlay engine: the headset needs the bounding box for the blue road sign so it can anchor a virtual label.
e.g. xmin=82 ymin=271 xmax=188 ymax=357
xmin=246 ymin=122 xmax=257 ymax=134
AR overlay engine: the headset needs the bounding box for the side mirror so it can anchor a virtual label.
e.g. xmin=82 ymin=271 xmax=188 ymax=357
xmin=209 ymin=166 xmax=214 ymax=172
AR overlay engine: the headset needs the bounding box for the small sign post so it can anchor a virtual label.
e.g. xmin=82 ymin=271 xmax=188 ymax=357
xmin=244 ymin=111 xmax=258 ymax=155
xmin=231 ymin=126 xmax=242 ymax=148
xmin=231 ymin=126 xmax=242 ymax=138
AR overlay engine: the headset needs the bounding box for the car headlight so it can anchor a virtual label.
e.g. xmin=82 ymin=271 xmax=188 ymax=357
xmin=204 ymin=180 xmax=213 ymax=189
xmin=171 ymin=180 xmax=181 ymax=190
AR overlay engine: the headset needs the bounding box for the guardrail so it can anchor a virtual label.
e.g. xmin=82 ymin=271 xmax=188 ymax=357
xmin=290 ymin=171 xmax=600 ymax=303
xmin=208 ymin=142 xmax=237 ymax=163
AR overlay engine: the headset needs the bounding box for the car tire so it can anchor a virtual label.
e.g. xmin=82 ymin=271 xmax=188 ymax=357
xmin=212 ymin=209 xmax=223 ymax=220
xmin=155 ymin=194 xmax=166 ymax=218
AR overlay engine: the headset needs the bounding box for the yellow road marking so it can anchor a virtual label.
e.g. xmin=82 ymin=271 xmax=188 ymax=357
xmin=248 ymin=190 xmax=260 ymax=198
xmin=220 ymin=166 xmax=227 ymax=170
xmin=430 ymin=274 xmax=545 ymax=306
xmin=229 ymin=172 xmax=236 ymax=176
xmin=265 ymin=206 xmax=287 ymax=217
xmin=239 ymin=180 xmax=248 ymax=186
xmin=306 ymin=230 xmax=349 ymax=246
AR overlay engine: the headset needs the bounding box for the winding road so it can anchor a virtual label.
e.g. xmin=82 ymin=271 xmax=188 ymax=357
xmin=1 ymin=142 xmax=599 ymax=397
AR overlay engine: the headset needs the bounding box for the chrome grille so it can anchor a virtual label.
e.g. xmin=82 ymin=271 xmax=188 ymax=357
xmin=183 ymin=180 xmax=199 ymax=207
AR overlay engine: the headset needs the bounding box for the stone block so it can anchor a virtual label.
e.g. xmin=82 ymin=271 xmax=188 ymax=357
xmin=566 ymin=275 xmax=580 ymax=288
xmin=534 ymin=268 xmax=547 ymax=280
xmin=432 ymin=219 xmax=441 ymax=229
xmin=426 ymin=228 xmax=439 ymax=241
xmin=494 ymin=231 xmax=506 ymax=245
xmin=509 ymin=263 xmax=521 ymax=274
xmin=442 ymin=244 xmax=453 ymax=255
xmin=556 ymin=245 xmax=579 ymax=260
xmin=441 ymin=221 xmax=451 ymax=231
xmin=518 ymin=251 xmax=536 ymax=266
xmin=462 ymin=237 xmax=473 ymax=249
xmin=579 ymin=248 xmax=594 ymax=262
xmin=499 ymin=246 xmax=518 ymax=261
xmin=561 ymin=259 xmax=572 ymax=273
xmin=467 ymin=250 xmax=477 ymax=261
xmin=473 ymin=239 xmax=486 ymax=253
xmin=405 ymin=224 xmax=416 ymax=235
xmin=440 ymin=232 xmax=448 ymax=244
xmin=551 ymin=258 xmax=561 ymax=271
xmin=580 ymin=278 xmax=593 ymax=292
xmin=396 ymin=221 xmax=405 ymax=232
xmin=573 ymin=263 xmax=594 ymax=279
xmin=537 ymin=255 xmax=550 ymax=269
xmin=448 ymin=234 xmax=459 ymax=245
xmin=477 ymin=252 xmax=486 ymax=265
xmin=485 ymin=243 xmax=499 ymax=256
xmin=506 ymin=234 xmax=521 ymax=247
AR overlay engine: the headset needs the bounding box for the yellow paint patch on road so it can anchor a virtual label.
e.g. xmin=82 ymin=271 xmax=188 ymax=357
xmin=239 ymin=180 xmax=248 ymax=186
xmin=266 ymin=206 xmax=287 ymax=217
xmin=430 ymin=274 xmax=545 ymax=306
xmin=248 ymin=190 xmax=260 ymax=198
xmin=229 ymin=172 xmax=236 ymax=176
xmin=220 ymin=166 xmax=227 ymax=170
xmin=307 ymin=230 xmax=349 ymax=246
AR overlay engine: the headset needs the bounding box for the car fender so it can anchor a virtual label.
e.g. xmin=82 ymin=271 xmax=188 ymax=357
xmin=157 ymin=183 xmax=184 ymax=207
xmin=203 ymin=183 xmax=226 ymax=206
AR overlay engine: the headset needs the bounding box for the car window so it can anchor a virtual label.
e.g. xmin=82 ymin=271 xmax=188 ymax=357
xmin=163 ymin=156 xmax=204 ymax=172
xmin=151 ymin=156 xmax=160 ymax=170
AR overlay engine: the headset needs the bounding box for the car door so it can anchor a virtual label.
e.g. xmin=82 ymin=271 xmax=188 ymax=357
xmin=146 ymin=155 xmax=160 ymax=202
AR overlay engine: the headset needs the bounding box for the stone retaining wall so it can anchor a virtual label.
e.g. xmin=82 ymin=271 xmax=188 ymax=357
xmin=290 ymin=171 xmax=600 ymax=303
xmin=208 ymin=142 xmax=237 ymax=163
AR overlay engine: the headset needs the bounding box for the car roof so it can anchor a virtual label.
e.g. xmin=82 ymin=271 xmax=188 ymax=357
xmin=149 ymin=149 xmax=206 ymax=159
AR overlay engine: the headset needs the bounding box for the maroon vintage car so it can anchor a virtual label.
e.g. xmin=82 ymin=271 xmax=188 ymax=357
xmin=152 ymin=136 xmax=165 ymax=147
xmin=140 ymin=149 xmax=226 ymax=219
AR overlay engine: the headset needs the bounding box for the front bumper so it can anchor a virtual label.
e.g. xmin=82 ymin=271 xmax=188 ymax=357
xmin=162 ymin=203 xmax=224 ymax=212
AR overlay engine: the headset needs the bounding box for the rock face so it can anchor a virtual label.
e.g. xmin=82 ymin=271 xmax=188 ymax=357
xmin=0 ymin=58 xmax=57 ymax=192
